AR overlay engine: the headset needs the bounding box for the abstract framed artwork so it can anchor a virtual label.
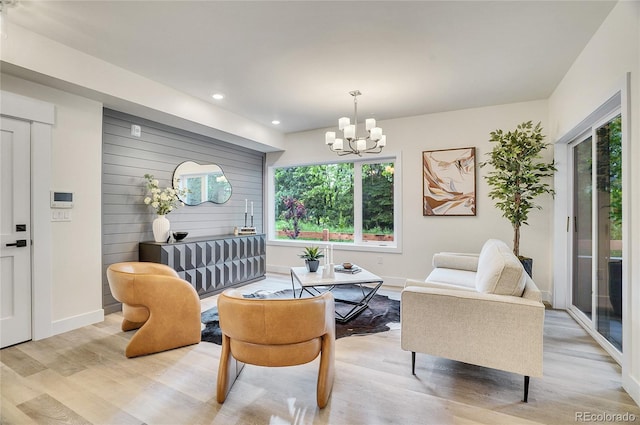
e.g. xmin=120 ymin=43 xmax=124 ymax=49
xmin=422 ymin=147 xmax=476 ymax=216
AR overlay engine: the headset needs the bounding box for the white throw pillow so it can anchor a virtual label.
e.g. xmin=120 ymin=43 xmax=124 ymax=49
xmin=475 ymin=239 xmax=527 ymax=297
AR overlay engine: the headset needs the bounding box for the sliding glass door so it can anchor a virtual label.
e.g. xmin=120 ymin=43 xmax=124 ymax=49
xmin=570 ymin=113 xmax=623 ymax=353
xmin=572 ymin=136 xmax=592 ymax=318
xmin=595 ymin=116 xmax=622 ymax=351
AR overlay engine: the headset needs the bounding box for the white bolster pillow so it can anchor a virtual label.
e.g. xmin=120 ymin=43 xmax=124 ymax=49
xmin=432 ymin=253 xmax=479 ymax=271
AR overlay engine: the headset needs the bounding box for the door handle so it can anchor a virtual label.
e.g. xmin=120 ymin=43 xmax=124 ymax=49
xmin=5 ymin=240 xmax=27 ymax=247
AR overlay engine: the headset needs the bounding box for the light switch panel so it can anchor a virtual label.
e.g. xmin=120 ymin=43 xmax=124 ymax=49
xmin=51 ymin=210 xmax=71 ymax=222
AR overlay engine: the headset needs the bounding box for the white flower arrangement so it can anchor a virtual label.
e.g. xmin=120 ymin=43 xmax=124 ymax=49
xmin=143 ymin=173 xmax=187 ymax=215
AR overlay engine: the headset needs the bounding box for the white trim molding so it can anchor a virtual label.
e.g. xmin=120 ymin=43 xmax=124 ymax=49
xmin=1 ymin=89 xmax=55 ymax=341
xmin=51 ymin=309 xmax=104 ymax=336
xmin=266 ymin=151 xmax=403 ymax=253
xmin=553 ymin=73 xmax=637 ymax=404
xmin=0 ymin=90 xmax=55 ymax=125
xmin=553 ymin=82 xmax=624 ymax=310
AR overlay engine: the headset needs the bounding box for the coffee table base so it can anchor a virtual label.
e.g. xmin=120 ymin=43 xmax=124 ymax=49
xmin=294 ymin=281 xmax=384 ymax=323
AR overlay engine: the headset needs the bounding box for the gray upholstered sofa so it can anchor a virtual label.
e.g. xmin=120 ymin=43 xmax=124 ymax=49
xmin=401 ymin=239 xmax=545 ymax=402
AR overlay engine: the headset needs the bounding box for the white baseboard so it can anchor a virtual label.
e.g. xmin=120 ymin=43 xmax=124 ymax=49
xmin=49 ymin=309 xmax=104 ymax=338
xmin=623 ymin=373 xmax=640 ymax=407
xmin=378 ymin=276 xmax=405 ymax=287
xmin=267 ymin=265 xmax=291 ymax=275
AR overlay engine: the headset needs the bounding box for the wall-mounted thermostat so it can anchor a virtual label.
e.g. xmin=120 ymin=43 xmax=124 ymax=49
xmin=51 ymin=191 xmax=74 ymax=208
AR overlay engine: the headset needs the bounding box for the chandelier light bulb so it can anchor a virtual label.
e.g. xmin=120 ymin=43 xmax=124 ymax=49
xmin=366 ymin=118 xmax=376 ymax=131
xmin=325 ymin=131 xmax=336 ymax=145
xmin=0 ymin=3 xmax=8 ymax=40
xmin=344 ymin=124 xmax=356 ymax=140
xmin=0 ymin=0 xmax=19 ymax=40
xmin=370 ymin=127 xmax=382 ymax=141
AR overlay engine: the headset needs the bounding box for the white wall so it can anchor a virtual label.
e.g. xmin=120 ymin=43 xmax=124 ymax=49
xmin=0 ymin=74 xmax=104 ymax=332
xmin=548 ymin=0 xmax=640 ymax=406
xmin=266 ymin=100 xmax=554 ymax=300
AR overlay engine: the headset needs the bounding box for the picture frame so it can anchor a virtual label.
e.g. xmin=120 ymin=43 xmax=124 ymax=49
xmin=422 ymin=147 xmax=476 ymax=216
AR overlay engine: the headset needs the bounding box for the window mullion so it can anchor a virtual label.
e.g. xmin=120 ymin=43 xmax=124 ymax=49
xmin=353 ymin=163 xmax=363 ymax=244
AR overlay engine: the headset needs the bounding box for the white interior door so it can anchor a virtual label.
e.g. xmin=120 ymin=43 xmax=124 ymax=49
xmin=1 ymin=116 xmax=32 ymax=348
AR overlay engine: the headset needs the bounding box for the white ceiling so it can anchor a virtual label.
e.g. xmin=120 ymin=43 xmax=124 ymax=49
xmin=8 ymin=1 xmax=616 ymax=134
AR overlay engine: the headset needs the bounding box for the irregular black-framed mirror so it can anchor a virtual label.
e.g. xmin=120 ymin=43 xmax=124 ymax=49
xmin=172 ymin=161 xmax=232 ymax=205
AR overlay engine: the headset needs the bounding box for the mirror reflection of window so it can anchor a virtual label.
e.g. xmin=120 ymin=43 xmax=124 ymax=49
xmin=173 ymin=161 xmax=233 ymax=205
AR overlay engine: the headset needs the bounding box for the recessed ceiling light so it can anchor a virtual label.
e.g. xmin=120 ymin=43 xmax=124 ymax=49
xmin=212 ymin=93 xmax=224 ymax=100
xmin=271 ymin=120 xmax=281 ymax=125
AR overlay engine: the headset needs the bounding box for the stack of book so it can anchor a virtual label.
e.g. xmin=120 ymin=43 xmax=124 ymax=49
xmin=238 ymin=226 xmax=257 ymax=235
xmin=334 ymin=264 xmax=361 ymax=274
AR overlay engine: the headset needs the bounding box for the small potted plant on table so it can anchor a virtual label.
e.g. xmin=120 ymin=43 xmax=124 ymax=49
xmin=299 ymin=246 xmax=324 ymax=272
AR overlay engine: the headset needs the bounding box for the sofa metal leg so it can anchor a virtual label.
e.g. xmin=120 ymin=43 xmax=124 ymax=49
xmin=523 ymin=375 xmax=530 ymax=402
xmin=411 ymin=352 xmax=416 ymax=375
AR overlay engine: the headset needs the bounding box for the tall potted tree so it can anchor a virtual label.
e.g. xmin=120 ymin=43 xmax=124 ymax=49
xmin=480 ymin=121 xmax=556 ymax=276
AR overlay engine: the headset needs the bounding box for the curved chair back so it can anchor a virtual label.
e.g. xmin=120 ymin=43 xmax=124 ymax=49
xmin=107 ymin=262 xmax=179 ymax=303
xmin=106 ymin=262 xmax=201 ymax=358
xmin=216 ymin=289 xmax=335 ymax=408
xmin=218 ymin=289 xmax=333 ymax=345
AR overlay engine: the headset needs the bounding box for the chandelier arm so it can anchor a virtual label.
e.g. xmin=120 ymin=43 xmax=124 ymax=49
xmin=363 ymin=148 xmax=384 ymax=154
xmin=349 ymin=138 xmax=357 ymax=149
xmin=337 ymin=151 xmax=357 ymax=157
xmin=328 ymin=145 xmax=344 ymax=154
xmin=362 ymin=139 xmax=380 ymax=150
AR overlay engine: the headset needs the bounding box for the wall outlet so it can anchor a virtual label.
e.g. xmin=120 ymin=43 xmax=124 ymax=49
xmin=131 ymin=124 xmax=141 ymax=137
xmin=377 ymin=256 xmax=383 ymax=264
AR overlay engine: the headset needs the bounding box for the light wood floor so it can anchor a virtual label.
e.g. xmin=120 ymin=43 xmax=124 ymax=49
xmin=2 ymin=273 xmax=638 ymax=425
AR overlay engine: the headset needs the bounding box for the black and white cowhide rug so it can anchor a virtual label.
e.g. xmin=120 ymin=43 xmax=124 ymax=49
xmin=201 ymin=286 xmax=400 ymax=345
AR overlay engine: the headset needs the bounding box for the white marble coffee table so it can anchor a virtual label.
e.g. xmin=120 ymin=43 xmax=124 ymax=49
xmin=290 ymin=265 xmax=384 ymax=322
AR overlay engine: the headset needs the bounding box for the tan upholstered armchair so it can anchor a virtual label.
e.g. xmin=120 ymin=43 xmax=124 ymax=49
xmin=106 ymin=262 xmax=201 ymax=358
xmin=216 ymin=289 xmax=335 ymax=408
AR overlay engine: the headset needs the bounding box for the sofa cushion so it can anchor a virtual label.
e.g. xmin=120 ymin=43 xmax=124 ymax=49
xmin=475 ymin=239 xmax=526 ymax=296
xmin=426 ymin=267 xmax=476 ymax=289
